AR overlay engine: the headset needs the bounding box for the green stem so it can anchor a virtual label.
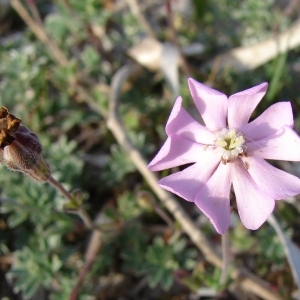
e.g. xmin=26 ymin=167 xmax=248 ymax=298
xmin=76 ymin=207 xmax=94 ymax=230
xmin=220 ymin=232 xmax=230 ymax=287
xmin=48 ymin=176 xmax=94 ymax=230
xmin=48 ymin=176 xmax=72 ymax=200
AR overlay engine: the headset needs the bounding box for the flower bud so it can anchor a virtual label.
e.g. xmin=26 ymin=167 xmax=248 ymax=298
xmin=0 ymin=107 xmax=50 ymax=182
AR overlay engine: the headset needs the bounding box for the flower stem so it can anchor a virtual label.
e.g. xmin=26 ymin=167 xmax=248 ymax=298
xmin=220 ymin=232 xmax=230 ymax=287
xmin=48 ymin=176 xmax=94 ymax=230
xmin=76 ymin=207 xmax=94 ymax=230
xmin=48 ymin=176 xmax=72 ymax=200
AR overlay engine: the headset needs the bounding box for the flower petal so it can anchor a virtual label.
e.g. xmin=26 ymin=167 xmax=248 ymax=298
xmin=166 ymin=96 xmax=215 ymax=144
xmin=241 ymin=156 xmax=300 ymax=200
xmin=148 ymin=135 xmax=206 ymax=171
xmin=188 ymin=78 xmax=227 ymax=131
xmin=228 ymin=82 xmax=268 ymax=129
xmin=158 ymin=152 xmax=220 ymax=202
xmin=241 ymin=102 xmax=293 ymax=141
xmin=232 ymin=160 xmax=274 ymax=230
xmin=246 ymin=126 xmax=300 ymax=161
xmin=195 ymin=163 xmax=231 ymax=234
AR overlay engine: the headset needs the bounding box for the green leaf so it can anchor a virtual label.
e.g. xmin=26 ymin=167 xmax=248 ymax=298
xmin=81 ymin=45 xmax=100 ymax=71
xmin=45 ymin=14 xmax=69 ymax=42
xmin=7 ymin=212 xmax=28 ymax=228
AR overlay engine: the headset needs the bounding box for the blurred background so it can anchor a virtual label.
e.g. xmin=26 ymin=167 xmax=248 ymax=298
xmin=1 ymin=0 xmax=300 ymax=299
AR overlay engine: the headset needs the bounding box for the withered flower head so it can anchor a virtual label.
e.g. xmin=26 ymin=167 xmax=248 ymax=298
xmin=0 ymin=107 xmax=50 ymax=182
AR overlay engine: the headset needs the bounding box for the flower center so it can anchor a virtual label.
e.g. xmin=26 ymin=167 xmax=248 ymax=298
xmin=214 ymin=128 xmax=246 ymax=164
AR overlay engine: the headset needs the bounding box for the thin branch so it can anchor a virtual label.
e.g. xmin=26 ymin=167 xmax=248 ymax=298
xmin=48 ymin=177 xmax=102 ymax=299
xmin=153 ymin=204 xmax=174 ymax=229
xmin=10 ymin=0 xmax=68 ymax=66
xmin=69 ymin=214 xmax=103 ymax=300
xmin=48 ymin=176 xmax=94 ymax=230
xmin=26 ymin=0 xmax=44 ymax=27
xmin=126 ymin=0 xmax=157 ymax=39
xmin=76 ymin=208 xmax=94 ymax=231
xmin=164 ymin=0 xmax=191 ymax=77
xmin=137 ymin=191 xmax=174 ymax=229
xmin=69 ymin=259 xmax=94 ymax=300
xmin=106 ymin=65 xmax=282 ymax=300
xmin=268 ymin=214 xmax=300 ymax=291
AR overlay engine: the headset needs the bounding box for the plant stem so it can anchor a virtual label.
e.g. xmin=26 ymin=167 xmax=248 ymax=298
xmin=48 ymin=176 xmax=72 ymax=200
xmin=164 ymin=0 xmax=191 ymax=77
xmin=10 ymin=0 xmax=69 ymax=66
xmin=26 ymin=0 xmax=44 ymax=27
xmin=220 ymin=232 xmax=230 ymax=287
xmin=76 ymin=207 xmax=94 ymax=230
xmin=48 ymin=176 xmax=94 ymax=230
xmin=126 ymin=0 xmax=156 ymax=39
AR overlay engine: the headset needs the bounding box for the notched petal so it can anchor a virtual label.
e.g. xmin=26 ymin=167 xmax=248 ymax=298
xmin=241 ymin=102 xmax=293 ymax=141
xmin=166 ymin=96 xmax=215 ymax=144
xmin=195 ymin=163 xmax=232 ymax=234
xmin=232 ymin=160 xmax=275 ymax=230
xmin=148 ymin=135 xmax=207 ymax=171
xmin=228 ymin=82 xmax=268 ymax=129
xmin=247 ymin=126 xmax=300 ymax=161
xmin=188 ymin=78 xmax=227 ymax=131
xmin=158 ymin=153 xmax=219 ymax=202
xmin=242 ymin=156 xmax=300 ymax=200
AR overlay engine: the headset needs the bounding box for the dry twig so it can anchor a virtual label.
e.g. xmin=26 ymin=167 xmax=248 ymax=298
xmin=10 ymin=0 xmax=68 ymax=66
xmin=164 ymin=0 xmax=191 ymax=77
xmin=69 ymin=214 xmax=103 ymax=300
xmin=206 ymin=18 xmax=300 ymax=72
xmin=126 ymin=0 xmax=157 ymax=39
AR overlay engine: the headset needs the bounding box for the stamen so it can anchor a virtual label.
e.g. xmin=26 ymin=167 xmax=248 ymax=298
xmin=214 ymin=128 xmax=246 ymax=164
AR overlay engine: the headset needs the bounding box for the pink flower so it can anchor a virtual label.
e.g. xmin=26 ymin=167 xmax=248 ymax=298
xmin=148 ymin=78 xmax=300 ymax=234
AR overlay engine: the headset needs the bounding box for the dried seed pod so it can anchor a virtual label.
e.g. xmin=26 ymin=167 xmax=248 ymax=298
xmin=0 ymin=107 xmax=50 ymax=182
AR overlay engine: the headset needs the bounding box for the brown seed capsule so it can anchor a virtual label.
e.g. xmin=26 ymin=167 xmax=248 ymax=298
xmin=0 ymin=107 xmax=50 ymax=182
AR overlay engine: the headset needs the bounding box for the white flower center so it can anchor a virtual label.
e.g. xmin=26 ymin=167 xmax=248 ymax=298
xmin=214 ymin=128 xmax=246 ymax=164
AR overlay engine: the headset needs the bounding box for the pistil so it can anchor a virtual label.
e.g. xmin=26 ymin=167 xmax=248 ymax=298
xmin=214 ymin=128 xmax=246 ymax=164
